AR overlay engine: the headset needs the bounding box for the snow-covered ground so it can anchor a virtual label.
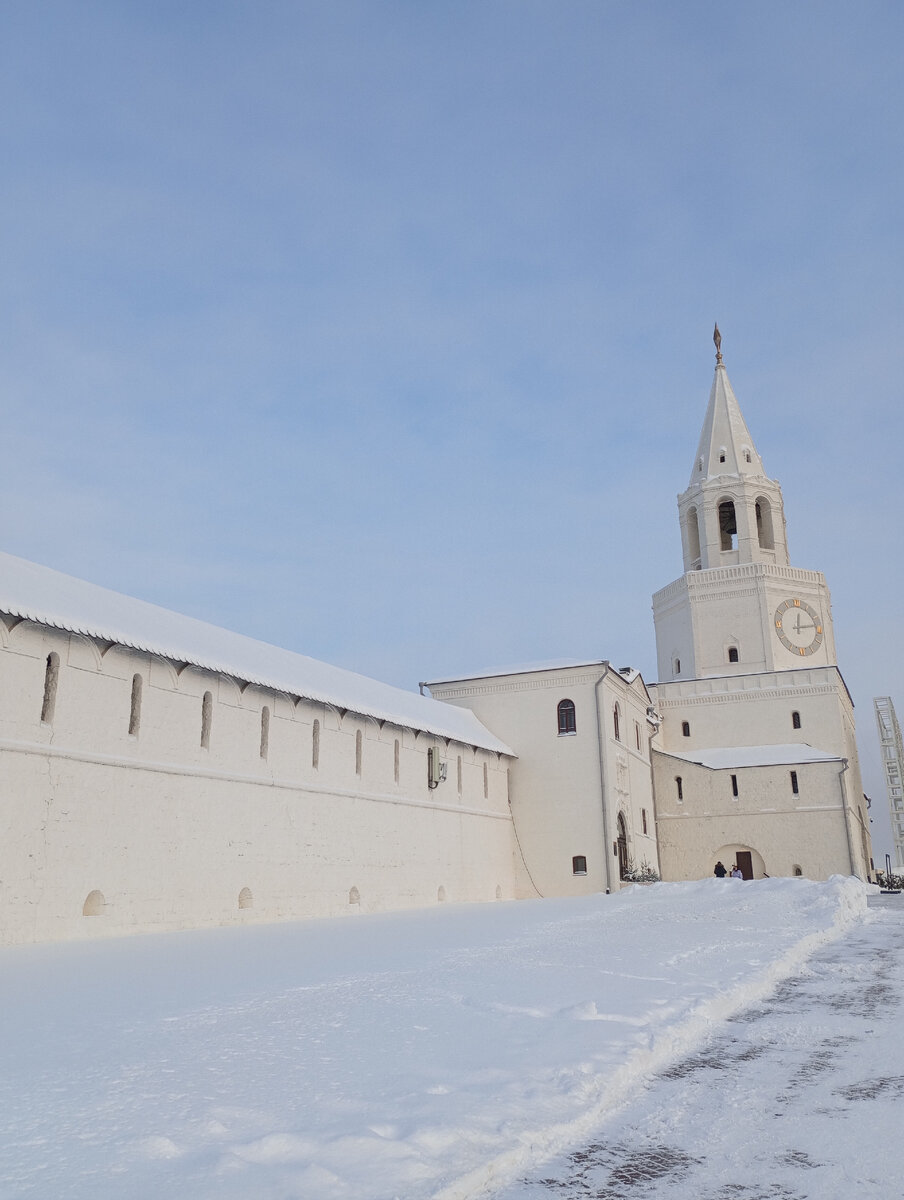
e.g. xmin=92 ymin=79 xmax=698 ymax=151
xmin=499 ymin=892 xmax=904 ymax=1198
xmin=0 ymin=878 xmax=871 ymax=1199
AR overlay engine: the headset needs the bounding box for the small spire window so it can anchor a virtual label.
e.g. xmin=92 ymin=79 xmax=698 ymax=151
xmin=792 ymin=711 xmax=802 ymax=730
xmin=728 ymin=646 xmax=739 ymax=663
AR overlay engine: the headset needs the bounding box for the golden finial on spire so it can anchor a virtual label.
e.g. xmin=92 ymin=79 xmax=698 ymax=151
xmin=713 ymin=322 xmax=723 ymax=365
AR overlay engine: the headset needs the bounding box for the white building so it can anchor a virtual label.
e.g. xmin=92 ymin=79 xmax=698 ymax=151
xmin=425 ymin=661 xmax=660 ymax=897
xmin=649 ymin=333 xmax=872 ymax=882
xmin=0 ymin=333 xmax=874 ymax=947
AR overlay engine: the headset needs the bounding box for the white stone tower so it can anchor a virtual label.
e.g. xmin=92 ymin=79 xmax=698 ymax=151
xmin=653 ymin=328 xmax=836 ymax=682
xmin=649 ymin=329 xmax=872 ymax=882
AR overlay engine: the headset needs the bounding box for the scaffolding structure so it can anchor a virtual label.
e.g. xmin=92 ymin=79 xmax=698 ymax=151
xmin=874 ymin=696 xmax=904 ymax=871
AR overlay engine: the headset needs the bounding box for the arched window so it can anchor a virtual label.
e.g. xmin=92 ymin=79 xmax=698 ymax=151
xmin=686 ymin=506 xmax=701 ymax=567
xmin=260 ymin=706 xmax=270 ymax=760
xmin=572 ymin=855 xmax=587 ymax=875
xmin=557 ymin=699 xmax=576 ymax=735
xmin=756 ymin=497 xmax=775 ymax=550
xmin=792 ymin=865 xmax=803 ymax=877
xmin=792 ymin=711 xmax=801 ymax=730
xmin=719 ymin=500 xmax=737 ymax=551
xmin=129 ymin=673 xmax=143 ymax=736
xmin=41 ymin=652 xmax=60 ymax=724
xmin=682 ymin=720 xmax=691 ymax=737
xmin=790 ymin=770 xmax=799 ymax=795
xmin=728 ymin=646 xmax=739 ymax=663
xmin=238 ymin=887 xmax=253 ymax=910
xmin=673 ymin=657 xmax=681 ymax=677
xmin=676 ymin=776 xmax=683 ymax=801
xmin=613 ymin=704 xmax=621 ymax=742
xmin=437 ymin=885 xmax=447 ymax=902
xmin=201 ymin=691 xmax=213 ymax=749
xmin=349 ymin=885 xmax=360 ymax=905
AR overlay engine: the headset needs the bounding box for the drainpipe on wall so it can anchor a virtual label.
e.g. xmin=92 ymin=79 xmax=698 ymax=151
xmin=594 ymin=670 xmax=614 ymax=894
xmin=838 ymin=757 xmax=858 ymax=879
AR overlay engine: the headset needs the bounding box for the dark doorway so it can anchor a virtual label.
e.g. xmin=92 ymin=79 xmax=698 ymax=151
xmin=617 ymin=814 xmax=629 ymax=881
xmin=736 ymin=850 xmax=753 ymax=880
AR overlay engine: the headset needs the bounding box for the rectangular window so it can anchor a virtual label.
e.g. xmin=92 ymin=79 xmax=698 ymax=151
xmin=201 ymin=691 xmax=213 ymax=750
xmin=676 ymin=776 xmax=683 ymax=802
xmin=642 ymin=808 xmax=648 ymax=835
xmin=635 ymin=721 xmax=641 ymax=750
xmin=128 ymin=673 xmax=143 ymax=736
xmin=394 ymin=738 xmax=400 ymax=783
xmin=41 ymin=652 xmax=60 ymax=725
xmin=260 ymin=705 xmax=270 ymax=760
xmin=572 ymin=855 xmax=587 ymax=875
xmin=457 ymin=754 xmax=462 ymax=794
xmin=731 ymin=773 xmax=739 ymax=798
xmin=790 ymin=770 xmax=799 ymax=795
xmin=483 ymin=761 xmax=488 ymax=799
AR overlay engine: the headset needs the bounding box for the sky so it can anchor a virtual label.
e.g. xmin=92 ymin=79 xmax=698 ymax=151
xmin=1 ymin=1 xmax=902 ymax=857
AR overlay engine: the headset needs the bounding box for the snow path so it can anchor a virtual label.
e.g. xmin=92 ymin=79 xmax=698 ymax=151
xmin=0 ymin=879 xmax=867 ymax=1199
xmin=496 ymin=893 xmax=904 ymax=1198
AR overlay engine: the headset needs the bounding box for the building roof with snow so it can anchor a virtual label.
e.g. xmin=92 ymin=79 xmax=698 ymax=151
xmin=425 ymin=659 xmax=645 ymax=688
xmin=0 ymin=550 xmax=514 ymax=755
xmin=660 ymin=744 xmax=843 ymax=770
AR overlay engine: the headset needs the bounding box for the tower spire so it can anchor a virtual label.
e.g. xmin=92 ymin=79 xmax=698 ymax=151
xmin=713 ymin=322 xmax=723 ymax=365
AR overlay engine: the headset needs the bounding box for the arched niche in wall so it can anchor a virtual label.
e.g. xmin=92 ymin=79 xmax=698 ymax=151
xmin=82 ymin=889 xmax=106 ymax=916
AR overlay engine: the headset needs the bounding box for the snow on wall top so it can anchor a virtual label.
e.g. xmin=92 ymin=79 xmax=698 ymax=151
xmin=0 ymin=551 xmax=514 ymax=755
xmin=663 ymin=743 xmax=842 ymax=770
xmin=427 ymin=659 xmax=643 ymax=687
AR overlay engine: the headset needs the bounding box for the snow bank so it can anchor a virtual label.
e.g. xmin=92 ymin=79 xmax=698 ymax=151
xmin=0 ymin=877 xmax=867 ymax=1200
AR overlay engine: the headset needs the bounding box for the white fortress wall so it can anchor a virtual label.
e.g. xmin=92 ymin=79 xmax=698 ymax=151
xmin=0 ymin=616 xmax=517 ymax=946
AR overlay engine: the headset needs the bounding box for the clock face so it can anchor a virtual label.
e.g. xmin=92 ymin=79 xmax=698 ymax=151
xmin=774 ymin=598 xmax=824 ymax=656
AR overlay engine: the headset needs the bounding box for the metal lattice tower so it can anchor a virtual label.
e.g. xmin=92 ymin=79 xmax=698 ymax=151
xmin=874 ymin=697 xmax=904 ymax=870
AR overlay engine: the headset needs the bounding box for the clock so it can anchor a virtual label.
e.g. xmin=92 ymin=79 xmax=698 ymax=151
xmin=774 ymin=598 xmax=824 ymax=656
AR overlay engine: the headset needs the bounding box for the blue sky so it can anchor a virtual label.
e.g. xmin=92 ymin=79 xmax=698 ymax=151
xmin=1 ymin=1 xmax=902 ymax=857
